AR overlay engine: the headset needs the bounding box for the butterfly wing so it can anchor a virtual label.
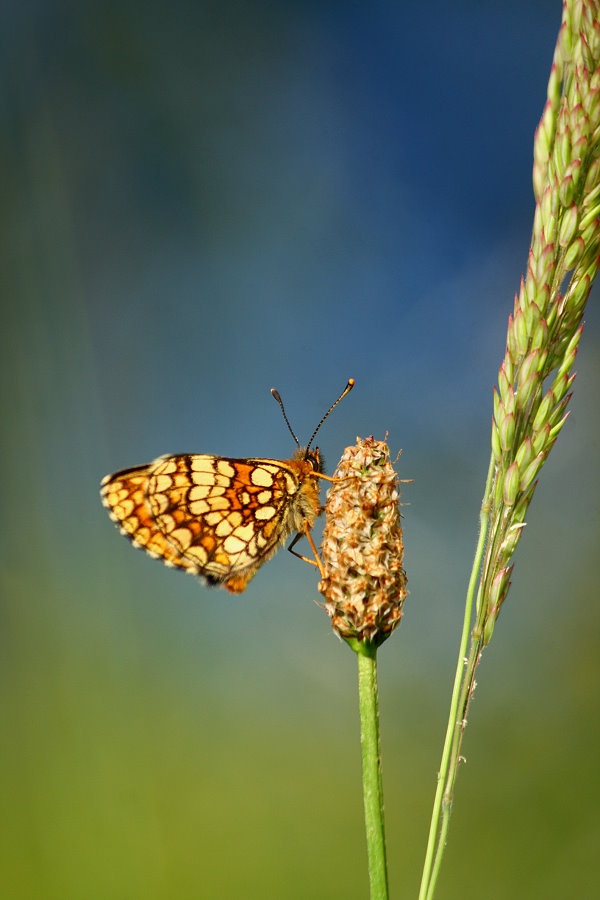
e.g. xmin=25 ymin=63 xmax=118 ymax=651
xmin=146 ymin=454 xmax=308 ymax=591
xmin=101 ymin=454 xmax=307 ymax=592
xmin=100 ymin=465 xmax=197 ymax=574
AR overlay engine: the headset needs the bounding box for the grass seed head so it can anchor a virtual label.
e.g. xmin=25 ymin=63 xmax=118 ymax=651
xmin=318 ymin=436 xmax=407 ymax=647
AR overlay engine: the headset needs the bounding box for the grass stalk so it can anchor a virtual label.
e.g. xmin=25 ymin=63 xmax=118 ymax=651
xmin=418 ymin=454 xmax=495 ymax=900
xmin=357 ymin=642 xmax=389 ymax=900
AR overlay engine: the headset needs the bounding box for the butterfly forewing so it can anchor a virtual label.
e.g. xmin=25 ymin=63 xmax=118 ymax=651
xmin=101 ymin=451 xmax=321 ymax=592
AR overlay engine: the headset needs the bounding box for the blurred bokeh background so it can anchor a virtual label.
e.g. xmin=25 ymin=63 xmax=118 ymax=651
xmin=2 ymin=1 xmax=599 ymax=897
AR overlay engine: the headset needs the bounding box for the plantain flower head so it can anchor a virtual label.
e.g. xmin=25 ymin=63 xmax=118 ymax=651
xmin=319 ymin=436 xmax=407 ymax=647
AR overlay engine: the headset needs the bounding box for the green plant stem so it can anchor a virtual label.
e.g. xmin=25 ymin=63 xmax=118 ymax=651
xmin=418 ymin=453 xmax=495 ymax=900
xmin=357 ymin=643 xmax=389 ymax=900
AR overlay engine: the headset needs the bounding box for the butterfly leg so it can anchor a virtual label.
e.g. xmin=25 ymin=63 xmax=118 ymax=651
xmin=287 ymin=525 xmax=325 ymax=577
xmin=313 ymin=471 xmax=352 ymax=485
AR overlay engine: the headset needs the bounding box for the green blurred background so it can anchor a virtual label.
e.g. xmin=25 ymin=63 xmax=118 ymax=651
xmin=2 ymin=1 xmax=599 ymax=897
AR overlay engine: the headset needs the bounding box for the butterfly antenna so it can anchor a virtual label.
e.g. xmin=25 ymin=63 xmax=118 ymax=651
xmin=270 ymin=388 xmax=301 ymax=449
xmin=306 ymin=377 xmax=355 ymax=452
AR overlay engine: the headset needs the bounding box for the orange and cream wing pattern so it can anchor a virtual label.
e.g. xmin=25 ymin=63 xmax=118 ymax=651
xmin=99 ymin=464 xmax=197 ymax=574
xmin=100 ymin=452 xmax=321 ymax=593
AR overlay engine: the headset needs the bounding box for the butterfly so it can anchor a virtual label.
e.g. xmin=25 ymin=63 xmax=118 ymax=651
xmin=100 ymin=379 xmax=353 ymax=593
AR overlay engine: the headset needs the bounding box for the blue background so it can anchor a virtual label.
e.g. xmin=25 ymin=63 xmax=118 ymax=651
xmin=2 ymin=2 xmax=599 ymax=897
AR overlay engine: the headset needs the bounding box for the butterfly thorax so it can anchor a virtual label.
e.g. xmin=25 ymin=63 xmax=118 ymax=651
xmin=279 ymin=447 xmax=321 ymax=532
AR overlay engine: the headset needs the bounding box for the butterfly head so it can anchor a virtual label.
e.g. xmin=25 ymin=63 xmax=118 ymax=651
xmin=296 ymin=446 xmax=323 ymax=474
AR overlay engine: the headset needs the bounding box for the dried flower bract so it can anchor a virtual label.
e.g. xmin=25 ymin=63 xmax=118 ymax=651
xmin=318 ymin=436 xmax=407 ymax=647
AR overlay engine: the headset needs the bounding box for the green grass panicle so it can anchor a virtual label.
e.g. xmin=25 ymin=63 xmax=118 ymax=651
xmin=419 ymin=3 xmax=600 ymax=897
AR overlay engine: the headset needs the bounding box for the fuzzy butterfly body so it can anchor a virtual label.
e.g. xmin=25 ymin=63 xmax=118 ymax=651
xmin=101 ymin=448 xmax=322 ymax=593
